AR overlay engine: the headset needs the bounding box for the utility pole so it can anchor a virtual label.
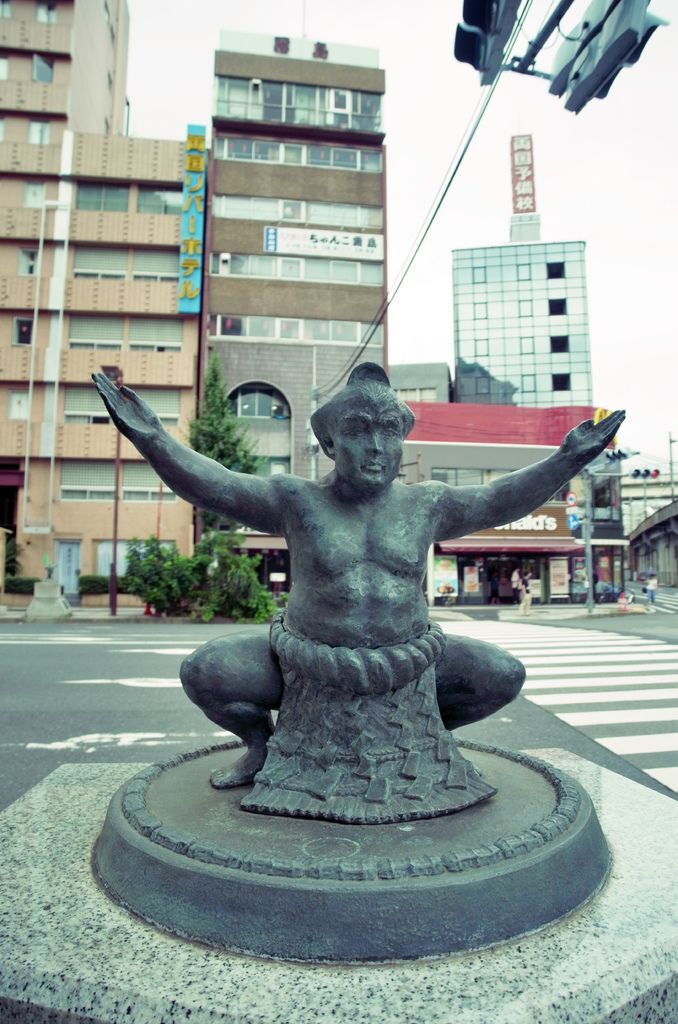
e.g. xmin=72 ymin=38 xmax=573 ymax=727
xmin=670 ymin=433 xmax=677 ymax=503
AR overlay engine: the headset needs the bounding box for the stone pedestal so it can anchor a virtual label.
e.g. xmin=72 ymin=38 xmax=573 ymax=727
xmin=25 ymin=580 xmax=71 ymax=621
xmin=0 ymin=751 xmax=676 ymax=1022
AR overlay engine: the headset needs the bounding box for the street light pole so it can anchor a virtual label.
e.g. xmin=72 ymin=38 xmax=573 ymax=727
xmin=102 ymin=365 xmax=123 ymax=617
xmin=670 ymin=433 xmax=677 ymax=503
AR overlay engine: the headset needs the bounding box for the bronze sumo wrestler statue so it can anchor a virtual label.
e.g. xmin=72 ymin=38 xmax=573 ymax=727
xmin=93 ymin=365 xmax=623 ymax=823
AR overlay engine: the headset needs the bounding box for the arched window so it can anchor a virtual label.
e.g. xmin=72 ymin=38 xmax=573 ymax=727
xmin=230 ymin=383 xmax=290 ymax=420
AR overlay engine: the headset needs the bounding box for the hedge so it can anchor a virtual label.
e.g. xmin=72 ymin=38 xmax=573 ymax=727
xmin=79 ymin=574 xmax=130 ymax=594
xmin=4 ymin=576 xmax=40 ymax=594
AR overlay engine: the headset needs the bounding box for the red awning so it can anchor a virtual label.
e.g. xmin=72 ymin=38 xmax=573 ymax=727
xmin=439 ymin=537 xmax=584 ymax=554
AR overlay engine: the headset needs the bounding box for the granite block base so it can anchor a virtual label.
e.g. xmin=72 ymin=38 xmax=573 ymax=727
xmin=0 ymin=751 xmax=676 ymax=1023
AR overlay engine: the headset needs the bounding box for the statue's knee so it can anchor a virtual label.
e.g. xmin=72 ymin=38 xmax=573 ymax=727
xmin=180 ymin=647 xmax=215 ymax=706
xmin=502 ymin=653 xmax=526 ymax=702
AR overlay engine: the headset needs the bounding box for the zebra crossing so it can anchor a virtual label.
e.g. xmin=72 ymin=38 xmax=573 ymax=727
xmin=624 ymin=583 xmax=678 ymax=615
xmin=436 ymin=619 xmax=678 ymax=793
xmin=1 ymin=623 xmax=677 ymax=794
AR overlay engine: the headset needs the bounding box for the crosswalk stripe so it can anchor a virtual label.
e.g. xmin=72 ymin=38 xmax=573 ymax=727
xmin=597 ymin=732 xmax=678 ymax=755
xmin=644 ymin=767 xmax=678 ymax=789
xmin=559 ymin=707 xmax=678 ymax=727
xmin=523 ymin=674 xmax=678 ymax=689
xmin=529 ymin=688 xmax=678 ymax=705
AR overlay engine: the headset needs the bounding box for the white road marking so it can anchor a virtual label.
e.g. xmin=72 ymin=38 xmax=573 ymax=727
xmin=529 ymin=688 xmax=678 ymax=705
xmin=597 ymin=732 xmax=678 ymax=756
xmin=643 ymin=767 xmax=678 ymax=789
xmin=61 ymin=678 xmax=181 ymax=688
xmin=559 ymin=707 xmax=678 ymax=727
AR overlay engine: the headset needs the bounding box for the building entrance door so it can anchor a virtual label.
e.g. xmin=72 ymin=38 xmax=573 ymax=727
xmin=56 ymin=540 xmax=81 ymax=600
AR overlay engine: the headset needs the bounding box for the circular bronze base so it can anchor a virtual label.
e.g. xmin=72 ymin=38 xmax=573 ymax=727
xmin=93 ymin=742 xmax=610 ymax=962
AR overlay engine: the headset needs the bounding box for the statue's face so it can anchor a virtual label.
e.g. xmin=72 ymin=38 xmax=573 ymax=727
xmin=326 ymin=391 xmax=404 ymax=493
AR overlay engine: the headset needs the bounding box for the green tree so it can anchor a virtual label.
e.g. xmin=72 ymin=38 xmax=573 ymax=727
xmin=191 ymin=532 xmax=276 ymax=624
xmin=189 ymin=353 xmax=259 ymax=467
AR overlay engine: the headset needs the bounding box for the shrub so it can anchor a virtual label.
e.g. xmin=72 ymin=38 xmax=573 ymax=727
xmin=123 ymin=538 xmax=198 ymax=616
xmin=4 ymin=576 xmax=40 ymax=594
xmin=78 ymin=574 xmax=109 ymax=595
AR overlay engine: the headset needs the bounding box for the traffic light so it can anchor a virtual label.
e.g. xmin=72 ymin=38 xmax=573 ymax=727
xmin=454 ymin=0 xmax=523 ymax=86
xmin=549 ymin=0 xmax=667 ymax=114
xmin=605 ymin=448 xmax=631 ymax=462
xmin=631 ymin=468 xmax=661 ymax=478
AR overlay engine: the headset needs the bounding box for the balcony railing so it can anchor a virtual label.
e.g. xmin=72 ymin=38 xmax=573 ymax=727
xmin=214 ymin=100 xmax=380 ymax=134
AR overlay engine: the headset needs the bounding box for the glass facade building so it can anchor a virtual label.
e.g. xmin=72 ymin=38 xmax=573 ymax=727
xmin=453 ymin=241 xmax=593 ymax=407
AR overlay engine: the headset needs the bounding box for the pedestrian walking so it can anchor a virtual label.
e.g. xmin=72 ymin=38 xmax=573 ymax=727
xmin=519 ymin=571 xmax=532 ymax=616
xmin=511 ymin=566 xmax=521 ymax=605
xmin=645 ymin=572 xmax=658 ymax=611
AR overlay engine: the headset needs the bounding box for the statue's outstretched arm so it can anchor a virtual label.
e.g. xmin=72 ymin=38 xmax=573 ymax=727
xmin=432 ymin=409 xmax=625 ymax=541
xmin=92 ymin=373 xmax=283 ymax=535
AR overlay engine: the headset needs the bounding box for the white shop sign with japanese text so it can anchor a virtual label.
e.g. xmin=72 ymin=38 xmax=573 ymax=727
xmin=264 ymin=226 xmax=384 ymax=261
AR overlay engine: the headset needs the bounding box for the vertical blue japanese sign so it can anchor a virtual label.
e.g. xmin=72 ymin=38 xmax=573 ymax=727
xmin=178 ymin=124 xmax=207 ymax=314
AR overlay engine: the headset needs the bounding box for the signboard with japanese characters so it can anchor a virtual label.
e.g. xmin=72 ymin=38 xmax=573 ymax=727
xmin=178 ymin=124 xmax=207 ymax=314
xmin=263 ymin=226 xmax=384 ymax=261
xmin=510 ymin=134 xmax=537 ymax=215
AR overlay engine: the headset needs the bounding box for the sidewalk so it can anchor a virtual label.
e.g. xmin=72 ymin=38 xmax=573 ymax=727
xmin=0 ymin=600 xmax=650 ymax=623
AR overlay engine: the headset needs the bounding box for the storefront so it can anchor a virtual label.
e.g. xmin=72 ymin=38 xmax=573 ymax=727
xmin=430 ymin=503 xmax=585 ymax=605
xmin=235 ymin=531 xmax=291 ymax=595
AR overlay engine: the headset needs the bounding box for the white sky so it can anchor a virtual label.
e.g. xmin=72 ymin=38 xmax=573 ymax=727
xmin=125 ymin=0 xmax=677 ymax=465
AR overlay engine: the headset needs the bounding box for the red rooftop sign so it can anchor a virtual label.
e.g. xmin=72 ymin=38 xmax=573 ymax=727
xmin=510 ymin=135 xmax=537 ymax=214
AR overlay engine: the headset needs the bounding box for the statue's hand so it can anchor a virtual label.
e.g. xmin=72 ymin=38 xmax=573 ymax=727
xmin=91 ymin=373 xmax=163 ymax=443
xmin=561 ymin=409 xmax=626 ymax=464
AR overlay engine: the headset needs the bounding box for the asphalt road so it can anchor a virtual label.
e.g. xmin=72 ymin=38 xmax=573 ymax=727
xmin=1 ymin=616 xmax=676 ymax=813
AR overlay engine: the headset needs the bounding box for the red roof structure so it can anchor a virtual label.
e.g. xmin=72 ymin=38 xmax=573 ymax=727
xmin=406 ymin=403 xmax=598 ymax=447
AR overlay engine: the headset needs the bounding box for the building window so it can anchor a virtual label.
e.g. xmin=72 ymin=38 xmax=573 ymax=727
xmin=210 ymin=313 xmax=383 ymax=347
xmin=0 ymin=117 xmax=4 ymax=141
xmin=122 ymin=462 xmax=176 ymax=502
xmin=213 ymin=194 xmax=383 ymax=229
xmin=431 ymin=468 xmax=484 ymax=486
xmin=549 ymin=298 xmax=567 ymax=315
xmin=473 ymin=303 xmax=487 ymax=319
xmin=136 ymin=187 xmax=183 ymax=215
xmin=230 ymin=384 xmax=290 ymax=420
xmin=28 ymin=120 xmax=50 ymax=144
xmin=36 ymin=1 xmax=57 ymax=23
xmin=18 ymin=249 xmax=38 ymax=275
xmin=131 ymin=249 xmax=179 ymax=280
xmin=73 ymin=246 xmax=127 ymax=278
xmin=472 ymin=266 xmax=486 ymax=284
xmin=128 ymin=317 xmax=182 ymax=351
xmin=520 ymin=336 xmax=534 ymax=354
xmin=64 ymin=386 xmax=181 ymax=425
xmin=9 ymin=390 xmax=29 ymax=420
xmin=76 ymin=183 xmax=129 ymax=212
xmin=521 ymin=375 xmax=536 ymax=392
xmin=13 ymin=318 xmax=33 ymax=346
xmin=552 ymin=373 xmax=571 ymax=391
xmin=0 ymin=57 xmax=7 ymax=79
xmin=211 ymin=251 xmax=382 ymax=286
xmin=547 ymin=261 xmax=565 ymax=279
xmin=519 ymin=300 xmax=532 ymax=316
xmin=0 ymin=1 xmax=11 ymax=18
xmin=32 ymin=54 xmax=54 ymax=83
xmin=216 ymin=76 xmax=381 ymax=132
xmin=216 ymin=136 xmax=382 ymax=172
xmin=550 ymin=335 xmax=569 ymax=353
xmin=24 ymin=181 xmax=45 ymax=207
xmin=517 ymin=263 xmax=531 ymax=280
xmin=68 ymin=315 xmax=123 ymax=350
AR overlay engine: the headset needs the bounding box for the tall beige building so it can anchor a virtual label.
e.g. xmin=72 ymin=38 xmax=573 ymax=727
xmin=0 ymin=0 xmax=199 ymax=598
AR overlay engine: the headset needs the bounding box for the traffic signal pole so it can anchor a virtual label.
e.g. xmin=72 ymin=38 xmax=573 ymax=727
xmin=581 ymin=468 xmax=595 ymax=615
